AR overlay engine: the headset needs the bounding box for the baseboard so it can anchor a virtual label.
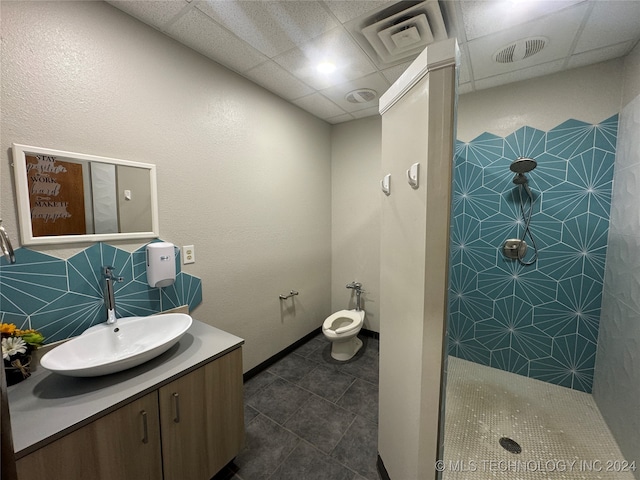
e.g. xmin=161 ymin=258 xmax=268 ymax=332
xmin=243 ymin=326 xmax=380 ymax=382
xmin=361 ymin=328 xmax=379 ymax=339
xmin=377 ymin=454 xmax=391 ymax=480
xmin=243 ymin=327 xmax=321 ymax=382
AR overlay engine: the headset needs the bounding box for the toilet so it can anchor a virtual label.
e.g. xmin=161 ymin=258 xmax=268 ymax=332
xmin=322 ymin=309 xmax=365 ymax=361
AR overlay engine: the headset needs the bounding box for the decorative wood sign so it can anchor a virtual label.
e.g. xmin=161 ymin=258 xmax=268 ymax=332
xmin=26 ymin=154 xmax=86 ymax=237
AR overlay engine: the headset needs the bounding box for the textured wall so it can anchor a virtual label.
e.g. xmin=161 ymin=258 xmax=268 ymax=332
xmin=0 ymin=242 xmax=202 ymax=343
xmin=0 ymin=1 xmax=331 ymax=371
xmin=330 ymin=116 xmax=381 ymax=332
xmin=594 ymin=41 xmax=640 ymax=474
xmin=448 ymin=115 xmax=618 ymax=392
xmin=457 ymin=59 xmax=623 ymax=142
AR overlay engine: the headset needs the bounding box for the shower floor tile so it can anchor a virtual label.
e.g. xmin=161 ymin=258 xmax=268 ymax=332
xmin=443 ymin=357 xmax=636 ymax=480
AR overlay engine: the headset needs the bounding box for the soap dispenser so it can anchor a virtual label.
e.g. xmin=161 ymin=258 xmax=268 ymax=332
xmin=146 ymin=242 xmax=176 ymax=288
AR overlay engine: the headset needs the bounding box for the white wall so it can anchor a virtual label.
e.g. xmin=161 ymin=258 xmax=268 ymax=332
xmin=0 ymin=1 xmax=332 ymax=372
xmin=457 ymin=58 xmax=623 ymax=142
xmin=594 ymin=41 xmax=640 ymax=476
xmin=331 ymin=116 xmax=381 ymax=331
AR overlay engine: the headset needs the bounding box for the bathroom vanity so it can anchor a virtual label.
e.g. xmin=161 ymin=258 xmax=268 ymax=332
xmin=7 ymin=320 xmax=244 ymax=480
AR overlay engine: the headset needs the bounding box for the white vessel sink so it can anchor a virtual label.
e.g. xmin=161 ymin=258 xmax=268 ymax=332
xmin=40 ymin=313 xmax=192 ymax=377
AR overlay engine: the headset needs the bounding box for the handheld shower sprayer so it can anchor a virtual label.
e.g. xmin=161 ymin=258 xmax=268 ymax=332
xmin=503 ymin=157 xmax=539 ymax=266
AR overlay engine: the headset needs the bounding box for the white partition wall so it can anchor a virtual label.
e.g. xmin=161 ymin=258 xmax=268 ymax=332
xmin=378 ymin=39 xmax=457 ymax=480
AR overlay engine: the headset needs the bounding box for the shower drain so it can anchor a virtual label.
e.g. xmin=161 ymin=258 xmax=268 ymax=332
xmin=499 ymin=437 xmax=522 ymax=454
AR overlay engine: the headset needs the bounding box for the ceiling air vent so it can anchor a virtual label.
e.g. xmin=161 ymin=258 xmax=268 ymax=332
xmin=356 ymin=0 xmax=448 ymax=67
xmin=493 ymin=37 xmax=548 ymax=64
xmin=345 ymin=89 xmax=378 ymax=104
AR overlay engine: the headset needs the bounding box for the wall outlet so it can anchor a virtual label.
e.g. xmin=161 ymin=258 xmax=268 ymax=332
xmin=183 ymin=245 xmax=195 ymax=264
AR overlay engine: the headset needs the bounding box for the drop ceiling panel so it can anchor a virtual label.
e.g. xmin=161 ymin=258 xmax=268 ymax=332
xmin=195 ymin=0 xmax=339 ymax=58
xmin=381 ymin=61 xmax=413 ymax=84
xmin=458 ymin=44 xmax=471 ymax=84
xmin=467 ymin=2 xmax=589 ymax=80
xmin=322 ymin=0 xmax=395 ymax=23
xmin=273 ymin=27 xmax=377 ymax=90
xmin=574 ymin=0 xmax=640 ymax=54
xmin=107 ymin=0 xmax=640 ymax=125
xmin=320 ymin=72 xmax=390 ymax=113
xmin=292 ymin=92 xmax=345 ymax=118
xmin=567 ymin=41 xmax=634 ymax=69
xmin=107 ymin=0 xmax=189 ymax=30
xmin=167 ymin=8 xmax=267 ymax=73
xmin=244 ymin=60 xmax=315 ymax=100
xmin=351 ymin=106 xmax=380 ymax=119
xmin=326 ymin=113 xmax=356 ymax=124
xmin=460 ymin=0 xmax=585 ymax=41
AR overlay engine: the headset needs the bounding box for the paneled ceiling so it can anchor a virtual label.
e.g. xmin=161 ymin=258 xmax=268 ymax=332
xmin=108 ymin=0 xmax=640 ymax=124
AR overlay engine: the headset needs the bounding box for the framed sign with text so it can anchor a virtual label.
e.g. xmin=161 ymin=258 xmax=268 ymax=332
xmin=12 ymin=144 xmax=159 ymax=246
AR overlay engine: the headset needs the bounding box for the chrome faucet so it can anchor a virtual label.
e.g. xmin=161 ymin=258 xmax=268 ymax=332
xmin=346 ymin=281 xmax=364 ymax=311
xmin=103 ymin=266 xmax=124 ymax=325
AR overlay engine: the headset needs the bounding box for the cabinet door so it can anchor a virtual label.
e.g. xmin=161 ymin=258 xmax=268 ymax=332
xmin=16 ymin=392 xmax=162 ymax=480
xmin=159 ymin=348 xmax=244 ymax=480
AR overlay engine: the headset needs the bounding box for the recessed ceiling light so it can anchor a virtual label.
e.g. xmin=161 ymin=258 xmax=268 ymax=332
xmin=316 ymin=61 xmax=336 ymax=74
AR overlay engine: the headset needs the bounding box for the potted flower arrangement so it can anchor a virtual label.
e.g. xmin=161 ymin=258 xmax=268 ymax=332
xmin=1 ymin=323 xmax=45 ymax=386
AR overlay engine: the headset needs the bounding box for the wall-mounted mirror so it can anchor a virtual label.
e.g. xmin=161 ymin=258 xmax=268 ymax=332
xmin=12 ymin=143 xmax=159 ymax=246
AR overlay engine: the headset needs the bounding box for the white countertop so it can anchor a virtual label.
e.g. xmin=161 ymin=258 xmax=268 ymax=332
xmin=8 ymin=319 xmax=244 ymax=458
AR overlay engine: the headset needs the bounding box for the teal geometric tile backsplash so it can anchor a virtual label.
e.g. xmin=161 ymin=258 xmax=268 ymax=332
xmin=0 ymin=241 xmax=202 ymax=344
xmin=448 ymin=115 xmax=618 ymax=393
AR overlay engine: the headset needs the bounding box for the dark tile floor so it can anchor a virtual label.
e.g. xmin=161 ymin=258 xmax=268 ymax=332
xmin=216 ymin=333 xmax=380 ymax=480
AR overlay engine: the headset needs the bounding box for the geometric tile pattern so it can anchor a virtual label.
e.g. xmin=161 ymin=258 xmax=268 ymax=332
xmin=0 ymin=240 xmax=202 ymax=344
xmin=448 ymin=115 xmax=618 ymax=393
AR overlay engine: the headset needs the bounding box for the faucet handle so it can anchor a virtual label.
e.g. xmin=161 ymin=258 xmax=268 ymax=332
xmin=103 ymin=266 xmax=124 ymax=282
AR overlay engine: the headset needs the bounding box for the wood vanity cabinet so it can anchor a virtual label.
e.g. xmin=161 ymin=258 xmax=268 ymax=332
xmin=159 ymin=347 xmax=244 ymax=480
xmin=16 ymin=347 xmax=244 ymax=480
xmin=16 ymin=391 xmax=163 ymax=480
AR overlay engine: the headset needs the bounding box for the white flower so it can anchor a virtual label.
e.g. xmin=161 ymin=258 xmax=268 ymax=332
xmin=2 ymin=336 xmax=27 ymax=360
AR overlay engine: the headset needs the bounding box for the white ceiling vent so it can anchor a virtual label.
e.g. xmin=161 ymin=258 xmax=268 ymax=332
xmin=355 ymin=0 xmax=448 ymax=67
xmin=493 ymin=37 xmax=548 ymax=64
xmin=345 ymin=88 xmax=378 ymax=104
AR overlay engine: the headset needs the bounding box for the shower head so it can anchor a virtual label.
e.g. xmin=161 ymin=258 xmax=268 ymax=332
xmin=510 ymin=157 xmax=537 ymax=174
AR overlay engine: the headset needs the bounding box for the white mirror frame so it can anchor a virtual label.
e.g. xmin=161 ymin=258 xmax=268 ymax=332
xmin=12 ymin=143 xmax=159 ymax=246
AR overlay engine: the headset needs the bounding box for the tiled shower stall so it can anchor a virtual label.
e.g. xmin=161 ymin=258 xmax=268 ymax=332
xmin=448 ymin=115 xmax=619 ymax=393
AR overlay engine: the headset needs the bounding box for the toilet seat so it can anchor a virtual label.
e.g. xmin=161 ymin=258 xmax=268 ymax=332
xmin=322 ymin=309 xmax=364 ymax=335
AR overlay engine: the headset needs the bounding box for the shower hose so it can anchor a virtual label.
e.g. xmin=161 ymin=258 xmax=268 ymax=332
xmin=517 ymin=183 xmax=539 ymax=266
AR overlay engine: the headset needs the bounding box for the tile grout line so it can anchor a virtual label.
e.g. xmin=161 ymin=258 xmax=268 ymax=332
xmin=238 ymin=335 xmax=380 ymax=480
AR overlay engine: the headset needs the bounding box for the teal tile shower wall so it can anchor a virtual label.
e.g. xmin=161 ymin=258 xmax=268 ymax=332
xmin=0 ymin=241 xmax=202 ymax=343
xmin=448 ymin=115 xmax=618 ymax=393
